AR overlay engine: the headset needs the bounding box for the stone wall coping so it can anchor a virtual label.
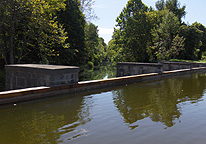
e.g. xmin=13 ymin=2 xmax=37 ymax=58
xmin=162 ymin=61 xmax=206 ymax=65
xmin=117 ymin=62 xmax=162 ymax=67
xmin=6 ymin=64 xmax=79 ymax=69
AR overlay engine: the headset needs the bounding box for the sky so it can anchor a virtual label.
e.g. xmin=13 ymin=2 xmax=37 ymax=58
xmin=92 ymin=0 xmax=206 ymax=44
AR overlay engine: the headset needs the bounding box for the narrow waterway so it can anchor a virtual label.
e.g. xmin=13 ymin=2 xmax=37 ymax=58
xmin=1 ymin=72 xmax=206 ymax=144
xmin=79 ymin=64 xmax=116 ymax=81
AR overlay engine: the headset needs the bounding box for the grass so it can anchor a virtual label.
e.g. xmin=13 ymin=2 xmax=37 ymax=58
xmin=169 ymin=59 xmax=206 ymax=63
xmin=0 ymin=70 xmax=5 ymax=92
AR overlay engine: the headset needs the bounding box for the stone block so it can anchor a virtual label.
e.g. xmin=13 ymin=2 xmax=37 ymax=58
xmin=5 ymin=64 xmax=79 ymax=90
xmin=117 ymin=62 xmax=163 ymax=77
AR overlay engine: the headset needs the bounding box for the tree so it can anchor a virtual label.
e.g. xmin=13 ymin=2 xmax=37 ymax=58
xmin=113 ymin=0 xmax=150 ymax=62
xmin=191 ymin=23 xmax=206 ymax=60
xmin=155 ymin=0 xmax=186 ymax=23
xmin=57 ymin=0 xmax=86 ymax=65
xmin=165 ymin=0 xmax=186 ymax=23
xmin=0 ymin=0 xmax=68 ymax=64
xmin=155 ymin=0 xmax=165 ymax=11
xmin=79 ymin=0 xmax=97 ymax=21
xmin=85 ymin=23 xmax=107 ymax=67
xmin=170 ymin=34 xmax=185 ymax=59
xmin=151 ymin=11 xmax=182 ymax=60
xmin=178 ymin=23 xmax=204 ymax=60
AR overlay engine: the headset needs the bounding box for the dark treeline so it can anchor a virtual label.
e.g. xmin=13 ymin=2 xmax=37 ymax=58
xmin=107 ymin=0 xmax=206 ymax=62
xmin=0 ymin=0 xmax=106 ymax=68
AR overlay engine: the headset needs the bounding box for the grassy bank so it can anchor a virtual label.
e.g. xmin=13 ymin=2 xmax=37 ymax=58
xmin=0 ymin=70 xmax=5 ymax=92
xmin=169 ymin=59 xmax=206 ymax=63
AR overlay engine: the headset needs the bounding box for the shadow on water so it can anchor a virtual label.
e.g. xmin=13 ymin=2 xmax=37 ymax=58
xmin=112 ymin=73 xmax=206 ymax=129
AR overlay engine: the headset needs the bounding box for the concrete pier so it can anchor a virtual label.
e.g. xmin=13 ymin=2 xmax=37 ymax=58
xmin=5 ymin=64 xmax=79 ymax=90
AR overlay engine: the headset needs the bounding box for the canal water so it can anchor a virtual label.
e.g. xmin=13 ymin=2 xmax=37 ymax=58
xmin=1 ymin=72 xmax=206 ymax=144
xmin=79 ymin=63 xmax=116 ymax=81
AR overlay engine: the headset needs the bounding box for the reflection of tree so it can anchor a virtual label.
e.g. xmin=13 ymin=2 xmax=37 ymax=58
xmin=0 ymin=95 xmax=94 ymax=143
xmin=79 ymin=63 xmax=116 ymax=81
xmin=19 ymin=110 xmax=65 ymax=144
xmin=113 ymin=73 xmax=206 ymax=129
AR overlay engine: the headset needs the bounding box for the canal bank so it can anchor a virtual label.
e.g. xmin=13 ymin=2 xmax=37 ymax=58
xmin=1 ymin=66 xmax=206 ymax=105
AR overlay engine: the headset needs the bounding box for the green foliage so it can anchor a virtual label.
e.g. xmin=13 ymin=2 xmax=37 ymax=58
xmin=169 ymin=59 xmax=206 ymax=63
xmin=155 ymin=0 xmax=186 ymax=23
xmin=179 ymin=22 xmax=205 ymax=60
xmin=113 ymin=0 xmax=150 ymax=62
xmin=165 ymin=0 xmax=186 ymax=23
xmin=0 ymin=0 xmax=205 ymax=72
xmin=106 ymin=39 xmax=122 ymax=62
xmin=85 ymin=23 xmax=107 ymax=67
xmin=79 ymin=0 xmax=97 ymax=21
xmin=56 ymin=0 xmax=86 ymax=66
xmin=171 ymin=34 xmax=185 ymax=59
xmin=0 ymin=0 xmax=68 ymax=64
xmin=108 ymin=0 xmax=205 ymax=63
xmin=0 ymin=0 xmax=108 ymax=70
xmin=155 ymin=0 xmax=165 ymax=11
xmin=151 ymin=11 xmax=182 ymax=60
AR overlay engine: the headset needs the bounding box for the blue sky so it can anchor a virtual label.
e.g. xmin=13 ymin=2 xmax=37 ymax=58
xmin=92 ymin=0 xmax=206 ymax=44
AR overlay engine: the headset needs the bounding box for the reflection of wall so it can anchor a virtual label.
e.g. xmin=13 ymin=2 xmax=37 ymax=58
xmin=113 ymin=73 xmax=206 ymax=128
xmin=0 ymin=95 xmax=93 ymax=144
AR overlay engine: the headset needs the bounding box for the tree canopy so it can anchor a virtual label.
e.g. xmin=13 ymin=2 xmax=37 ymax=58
xmin=0 ymin=0 xmax=206 ymax=68
xmin=0 ymin=0 xmax=106 ymax=68
xmin=108 ymin=0 xmax=206 ymax=62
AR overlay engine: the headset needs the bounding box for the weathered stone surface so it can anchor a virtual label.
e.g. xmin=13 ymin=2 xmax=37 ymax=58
xmin=161 ymin=61 xmax=206 ymax=71
xmin=116 ymin=62 xmax=163 ymax=77
xmin=116 ymin=61 xmax=206 ymax=77
xmin=5 ymin=64 xmax=79 ymax=90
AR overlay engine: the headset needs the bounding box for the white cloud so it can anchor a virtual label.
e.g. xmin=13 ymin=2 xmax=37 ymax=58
xmin=98 ymin=28 xmax=114 ymax=35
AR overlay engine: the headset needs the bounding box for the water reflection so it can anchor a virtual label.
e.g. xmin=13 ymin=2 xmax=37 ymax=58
xmin=113 ymin=73 xmax=206 ymax=129
xmin=79 ymin=63 xmax=116 ymax=81
xmin=1 ymin=73 xmax=206 ymax=143
xmin=0 ymin=95 xmax=94 ymax=144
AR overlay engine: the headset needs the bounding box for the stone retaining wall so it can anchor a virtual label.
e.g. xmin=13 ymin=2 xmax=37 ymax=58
xmin=116 ymin=62 xmax=163 ymax=77
xmin=117 ymin=61 xmax=206 ymax=77
xmin=161 ymin=61 xmax=206 ymax=71
xmin=1 ymin=67 xmax=206 ymax=105
xmin=6 ymin=64 xmax=79 ymax=90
